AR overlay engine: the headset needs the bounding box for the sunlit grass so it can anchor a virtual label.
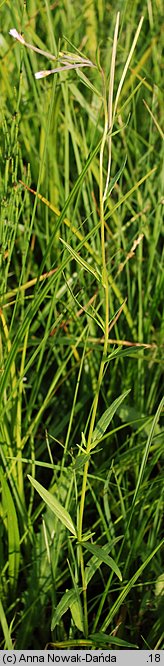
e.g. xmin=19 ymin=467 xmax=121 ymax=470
xmin=0 ymin=0 xmax=163 ymax=650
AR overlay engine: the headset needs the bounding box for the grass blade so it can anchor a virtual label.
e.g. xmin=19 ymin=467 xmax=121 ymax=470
xmin=81 ymin=542 xmax=122 ymax=581
xmin=0 ymin=600 xmax=13 ymax=649
xmin=51 ymin=589 xmax=81 ymax=630
xmin=28 ymin=475 xmax=76 ymax=537
xmin=91 ymin=390 xmax=131 ymax=448
xmin=101 ymin=539 xmax=164 ymax=631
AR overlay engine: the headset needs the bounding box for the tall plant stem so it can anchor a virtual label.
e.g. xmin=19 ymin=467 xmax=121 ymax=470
xmin=77 ymin=10 xmax=145 ymax=635
xmin=78 ymin=72 xmax=110 ymax=638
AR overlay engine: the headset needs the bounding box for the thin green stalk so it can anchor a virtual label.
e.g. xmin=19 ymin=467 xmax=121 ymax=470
xmin=78 ymin=10 xmax=145 ymax=635
xmin=78 ymin=58 xmax=110 ymax=541
xmin=78 ymin=110 xmax=106 ymax=516
xmin=0 ymin=599 xmax=13 ymax=649
xmin=16 ymin=328 xmax=29 ymax=504
xmin=77 ymin=24 xmax=117 ymax=635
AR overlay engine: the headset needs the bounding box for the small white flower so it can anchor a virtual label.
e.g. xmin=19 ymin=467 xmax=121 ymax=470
xmin=35 ymin=70 xmax=52 ymax=79
xmin=9 ymin=28 xmax=25 ymax=44
xmin=9 ymin=28 xmax=95 ymax=80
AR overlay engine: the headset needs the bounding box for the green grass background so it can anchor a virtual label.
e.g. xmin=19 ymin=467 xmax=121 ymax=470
xmin=0 ymin=0 xmax=163 ymax=650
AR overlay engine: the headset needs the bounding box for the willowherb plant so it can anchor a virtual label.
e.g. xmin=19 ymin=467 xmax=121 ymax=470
xmin=9 ymin=14 xmax=160 ymax=646
xmin=9 ymin=28 xmax=96 ymax=78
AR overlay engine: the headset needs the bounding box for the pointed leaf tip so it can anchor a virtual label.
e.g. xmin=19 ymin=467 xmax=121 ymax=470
xmin=27 ymin=475 xmax=77 ymax=536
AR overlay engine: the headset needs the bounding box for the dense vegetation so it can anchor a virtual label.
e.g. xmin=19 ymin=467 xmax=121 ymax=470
xmin=0 ymin=0 xmax=163 ymax=650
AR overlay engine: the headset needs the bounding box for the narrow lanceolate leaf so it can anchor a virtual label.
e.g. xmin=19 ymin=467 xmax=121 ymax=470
xmin=90 ymin=633 xmax=138 ymax=648
xmin=73 ymin=453 xmax=90 ymax=470
xmin=104 ymin=157 xmax=127 ymax=201
xmin=91 ymin=390 xmax=131 ymax=448
xmin=27 ymin=475 xmax=76 ymax=536
xmin=51 ymin=589 xmax=81 ymax=630
xmin=70 ymin=596 xmax=84 ymax=633
xmin=60 ymin=238 xmax=101 ymax=282
xmin=85 ymin=538 xmax=123 ymax=585
xmin=81 ymin=542 xmax=122 ymax=581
